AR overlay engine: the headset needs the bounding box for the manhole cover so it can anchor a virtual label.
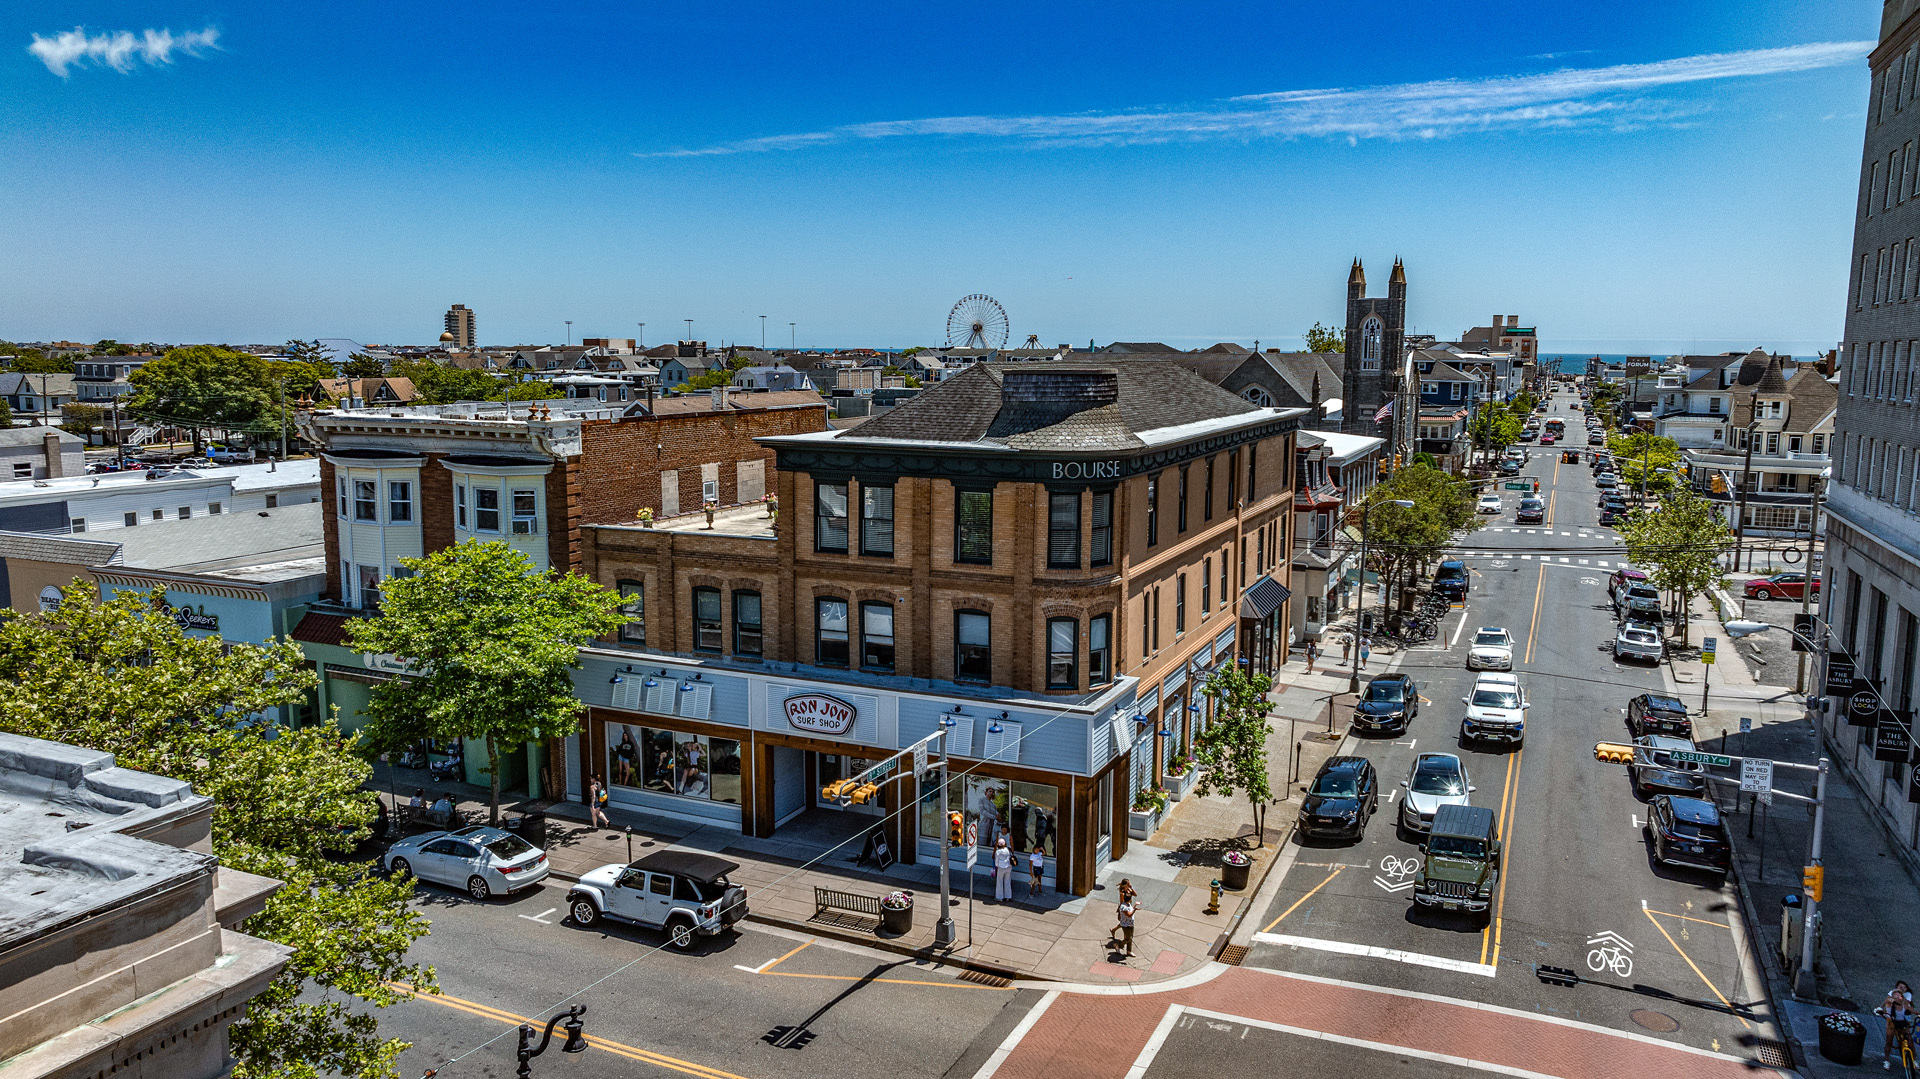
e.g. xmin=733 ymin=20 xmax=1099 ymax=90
xmin=1629 ymin=1009 xmax=1680 ymax=1033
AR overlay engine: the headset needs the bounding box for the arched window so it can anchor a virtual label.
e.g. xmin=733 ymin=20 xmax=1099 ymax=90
xmin=1241 ymin=386 xmax=1274 ymax=407
xmin=1361 ymin=318 xmax=1382 ymax=370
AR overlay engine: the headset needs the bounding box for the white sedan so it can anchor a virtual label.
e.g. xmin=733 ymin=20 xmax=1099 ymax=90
xmin=1466 ymin=627 xmax=1514 ymax=670
xmin=1476 ymin=492 xmax=1503 ymax=514
xmin=383 ymin=825 xmax=550 ymax=900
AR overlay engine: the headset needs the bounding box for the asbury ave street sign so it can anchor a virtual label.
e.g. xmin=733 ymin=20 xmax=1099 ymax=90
xmin=1669 ymin=749 xmax=1733 ymax=767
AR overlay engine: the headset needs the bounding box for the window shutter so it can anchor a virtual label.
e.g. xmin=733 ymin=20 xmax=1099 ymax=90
xmin=943 ymin=716 xmax=976 ymax=758
xmin=610 ymin=679 xmax=642 ymax=711
xmin=644 ymin=680 xmax=678 ymax=715
xmin=677 ymin=682 xmax=713 ymax=720
xmin=983 ymin=721 xmax=1023 ymax=763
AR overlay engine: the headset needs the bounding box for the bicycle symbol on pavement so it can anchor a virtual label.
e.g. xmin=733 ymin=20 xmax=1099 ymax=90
xmin=1580 ymin=577 xmax=1600 ymax=587
xmin=1374 ymin=854 xmax=1420 ymax=893
xmin=1586 ymin=930 xmax=1634 ymax=977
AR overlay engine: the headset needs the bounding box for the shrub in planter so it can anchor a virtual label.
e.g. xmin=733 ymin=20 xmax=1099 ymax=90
xmin=881 ymin=890 xmax=913 ymax=910
xmin=1131 ymin=787 xmax=1169 ymax=815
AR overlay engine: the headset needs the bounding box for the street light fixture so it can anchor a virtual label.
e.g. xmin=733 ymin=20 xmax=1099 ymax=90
xmin=516 ymin=1005 xmax=587 ymax=1078
xmin=1351 ymin=498 xmax=1417 ymax=693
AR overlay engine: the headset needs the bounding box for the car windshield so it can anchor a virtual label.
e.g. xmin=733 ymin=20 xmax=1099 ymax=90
xmin=1428 ymin=836 xmax=1487 ymax=859
xmin=1627 ymin=587 xmax=1657 ymax=599
xmin=1311 ymin=773 xmax=1359 ymax=797
xmin=1473 ymin=631 xmax=1509 ymax=647
xmin=1622 ymin=629 xmax=1658 ymax=644
xmin=1410 ymin=761 xmax=1465 ymax=795
xmin=1364 ymin=681 xmax=1406 ymax=703
xmin=484 ymin=833 xmax=535 ymax=859
xmin=1644 ymin=695 xmax=1685 ymax=713
xmin=1436 ymin=565 xmax=1466 ymax=580
xmin=1472 ymin=689 xmax=1521 ymax=709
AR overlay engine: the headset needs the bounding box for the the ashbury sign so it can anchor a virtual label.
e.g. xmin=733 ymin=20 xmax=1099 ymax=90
xmin=783 ymin=692 xmax=858 ymax=736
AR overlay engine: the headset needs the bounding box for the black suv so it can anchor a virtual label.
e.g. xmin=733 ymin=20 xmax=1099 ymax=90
xmin=1647 ymin=795 xmax=1731 ymax=878
xmin=1353 ymin=673 xmax=1419 ymax=734
xmin=1433 ymin=560 xmax=1470 ymax=600
xmin=1626 ymin=693 xmax=1693 ymax=738
xmin=1299 ymin=757 xmax=1379 ymax=842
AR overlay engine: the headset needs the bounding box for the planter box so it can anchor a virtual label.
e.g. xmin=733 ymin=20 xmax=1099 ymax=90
xmin=1164 ymin=770 xmax=1197 ymax=801
xmin=1128 ymin=808 xmax=1161 ymax=839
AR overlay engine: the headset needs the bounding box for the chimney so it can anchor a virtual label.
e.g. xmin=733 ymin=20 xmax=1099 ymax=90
xmin=710 ymin=386 xmax=727 ymax=410
xmin=42 ymin=431 xmax=63 ymax=479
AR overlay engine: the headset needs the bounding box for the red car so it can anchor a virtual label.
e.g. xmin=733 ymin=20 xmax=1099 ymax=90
xmin=1743 ymin=573 xmax=1819 ymax=600
xmin=1540 ymin=434 xmax=1557 ymax=445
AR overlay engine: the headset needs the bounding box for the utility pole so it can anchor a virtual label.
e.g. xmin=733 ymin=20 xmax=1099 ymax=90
xmin=1732 ymin=420 xmax=1759 ymax=574
xmin=565 ymin=320 xmax=573 ymax=347
xmin=637 ymin=323 xmax=645 ymax=348
xmin=934 ymin=728 xmax=955 ymax=948
xmin=790 ymin=323 xmax=796 ymax=350
xmin=1795 ymin=477 xmax=1825 ymax=695
xmin=760 ymin=315 xmax=767 ymax=349
xmin=1797 ymin=758 xmax=1830 ymax=998
xmin=685 ymin=319 xmax=693 ymax=342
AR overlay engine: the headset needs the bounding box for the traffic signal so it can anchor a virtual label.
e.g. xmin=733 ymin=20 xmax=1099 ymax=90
xmin=847 ymin=782 xmax=880 ymax=805
xmin=1802 ymin=865 xmax=1825 ymax=902
xmin=949 ymin=811 xmax=964 ymax=847
xmin=821 ymin=778 xmax=860 ymax=803
xmin=1594 ymin=742 xmax=1637 ymax=765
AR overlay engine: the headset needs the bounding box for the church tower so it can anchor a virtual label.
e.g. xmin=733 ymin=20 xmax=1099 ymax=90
xmin=1341 ymin=258 xmax=1407 ymax=436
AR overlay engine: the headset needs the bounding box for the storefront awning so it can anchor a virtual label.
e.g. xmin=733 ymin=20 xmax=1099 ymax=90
xmin=1240 ymin=575 xmax=1292 ymax=619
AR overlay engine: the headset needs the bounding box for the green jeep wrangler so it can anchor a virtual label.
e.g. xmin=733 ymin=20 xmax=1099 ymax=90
xmin=1411 ymin=803 xmax=1500 ymax=922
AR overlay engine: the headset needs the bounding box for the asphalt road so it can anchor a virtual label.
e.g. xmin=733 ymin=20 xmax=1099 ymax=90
xmin=1244 ymin=389 xmax=1784 ymax=1067
xmin=376 ymin=876 xmax=1037 ymax=1079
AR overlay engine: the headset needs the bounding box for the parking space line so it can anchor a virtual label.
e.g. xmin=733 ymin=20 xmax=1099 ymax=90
xmin=757 ymin=939 xmax=812 ymax=973
xmin=1644 ymin=907 xmax=1730 ymax=929
xmin=1251 ymin=933 xmax=1498 ymax=978
xmin=1638 ymin=907 xmax=1749 ymax=1028
xmin=1261 ymin=866 xmax=1344 ymax=932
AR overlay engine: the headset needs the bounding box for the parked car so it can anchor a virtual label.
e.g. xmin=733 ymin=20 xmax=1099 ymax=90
xmin=1615 ymin=583 xmax=1661 ymax=618
xmin=1466 ymin=627 xmax=1514 ymax=670
xmin=1352 ymin=673 xmax=1419 ymax=734
xmin=1608 ymin=568 xmax=1648 ymax=596
xmin=1627 ymin=692 xmax=1694 ymax=738
xmin=1497 ymin=458 xmax=1523 ymax=476
xmin=1587 ymin=432 xmax=1606 ymax=446
xmin=566 ymin=850 xmax=749 ymax=948
xmin=1646 ymin=795 xmax=1731 ymax=878
xmin=1744 ymin=572 xmax=1819 ymax=600
xmin=1515 ymin=497 xmax=1544 ymax=524
xmin=1476 ymin=492 xmax=1503 ymax=514
xmin=1598 ymin=506 xmax=1622 ymax=526
xmin=1433 ymin=560 xmax=1470 ymax=600
xmin=1400 ymin=753 xmax=1473 ymax=836
xmin=1594 ymin=473 xmax=1617 ymax=490
xmin=1298 ymin=757 xmax=1380 ymax=842
xmin=1460 ymin=672 xmax=1528 ymax=747
xmin=1410 ymin=804 xmax=1501 ymax=920
xmin=383 ymin=825 xmax=550 ymax=900
xmin=1630 ymin=735 xmax=1708 ymax=799
xmin=1613 ymin=624 xmax=1665 ymax=664
xmin=1518 ymin=429 xmax=1537 ymax=442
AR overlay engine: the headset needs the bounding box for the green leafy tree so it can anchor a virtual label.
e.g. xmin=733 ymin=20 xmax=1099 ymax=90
xmin=1363 ymin=463 xmax=1484 ymax=601
xmin=676 ymin=354 xmax=755 ymax=392
xmin=1470 ymin=401 xmax=1523 ymax=455
xmin=59 ymin=402 xmax=105 ymax=438
xmin=283 ymin=338 xmax=337 ymax=374
xmin=342 ymin=352 xmax=386 ymax=379
xmin=128 ymin=345 xmax=277 ymax=448
xmin=1615 ymin=488 xmax=1731 ymax=647
xmin=6 ymin=346 xmax=72 ymax=373
xmin=0 ymin=582 xmax=435 ymax=1079
xmin=1606 ymin=432 xmax=1683 ymax=495
xmin=1508 ymin=391 xmax=1538 ymax=414
xmin=1304 ymin=321 xmax=1345 ymax=353
xmin=0 ymin=397 xmax=12 ymax=427
xmin=265 ymin=359 xmax=330 ymax=403
xmin=388 ymin=358 xmax=505 ymax=405
xmin=1193 ymin=665 xmax=1277 ymax=844
xmin=348 ymin=542 xmax=627 ymax=823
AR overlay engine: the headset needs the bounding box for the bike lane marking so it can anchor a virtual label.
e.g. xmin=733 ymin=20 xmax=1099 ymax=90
xmin=1640 ymin=902 xmax=1750 ymax=1029
xmin=1258 ymin=865 xmax=1343 ymax=932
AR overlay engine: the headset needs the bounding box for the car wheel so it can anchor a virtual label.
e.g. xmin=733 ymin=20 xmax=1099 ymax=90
xmin=467 ymin=875 xmax=491 ymax=901
xmin=1752 ymin=588 xmax=1771 ymax=600
xmin=570 ymin=898 xmax=600 ymax=926
xmin=667 ymin=916 xmax=698 ymax=950
xmin=389 ymin=857 xmax=411 ymax=879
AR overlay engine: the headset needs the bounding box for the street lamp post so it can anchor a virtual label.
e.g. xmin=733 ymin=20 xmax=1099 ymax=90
xmin=515 ymin=1005 xmax=587 ymax=1078
xmin=1732 ymin=420 xmax=1759 ymax=574
xmin=1795 ymin=476 xmax=1826 ymax=695
xmin=1350 ymin=498 xmax=1416 ymax=693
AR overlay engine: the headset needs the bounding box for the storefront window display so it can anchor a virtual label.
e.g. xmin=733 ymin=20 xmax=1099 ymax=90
xmin=918 ymin=774 xmax=1058 ymax=857
xmin=608 ymin=724 xmax=741 ymax=804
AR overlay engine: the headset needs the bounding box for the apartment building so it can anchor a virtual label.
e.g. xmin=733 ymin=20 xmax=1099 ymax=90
xmin=444 ymin=303 xmax=476 ymax=348
xmin=1823 ymin=0 xmax=1920 ymax=871
xmin=1662 ymin=352 xmax=1835 ymax=542
xmin=1457 ymin=315 xmax=1538 ymax=364
xmin=571 ymin=362 xmax=1301 ymax=895
xmin=1292 ymin=430 xmax=1385 ymax=641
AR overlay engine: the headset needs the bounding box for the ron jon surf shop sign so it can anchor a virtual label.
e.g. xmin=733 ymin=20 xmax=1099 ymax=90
xmin=783 ymin=693 xmax=858 ymax=736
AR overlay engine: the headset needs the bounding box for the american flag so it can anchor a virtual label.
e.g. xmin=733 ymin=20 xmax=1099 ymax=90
xmin=1373 ymin=400 xmax=1394 ymax=424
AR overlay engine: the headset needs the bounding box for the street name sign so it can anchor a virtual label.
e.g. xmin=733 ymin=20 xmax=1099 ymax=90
xmin=1669 ymin=750 xmax=1732 ymax=767
xmin=1504 ymin=482 xmax=1530 ymax=490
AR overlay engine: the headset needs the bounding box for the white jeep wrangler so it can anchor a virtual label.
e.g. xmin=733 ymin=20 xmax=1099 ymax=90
xmin=566 ymin=850 xmax=748 ymax=948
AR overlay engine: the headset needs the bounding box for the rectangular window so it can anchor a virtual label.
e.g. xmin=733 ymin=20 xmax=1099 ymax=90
xmin=1204 ymin=457 xmax=1215 ymax=521
xmin=1227 ymin=451 xmax=1239 ymax=508
xmin=455 ymin=484 xmax=467 ymax=528
xmin=1089 ymin=614 xmax=1111 ymax=685
xmin=816 ymin=598 xmax=850 ymax=666
xmin=862 ymin=601 xmax=895 ymax=670
xmin=620 ymin=728 xmax=740 ymax=805
xmin=336 ymin=476 xmax=348 ymax=518
xmin=693 ymin=587 xmax=722 ymax=652
xmin=153 ymin=509 xmax=163 ymax=521
xmin=475 ymin=488 xmax=500 ymax=531
xmin=11 ymin=463 xmax=29 ymax=478
xmin=955 ymin=489 xmax=993 ymax=564
xmin=353 ymin=480 xmax=377 ymax=521
xmin=69 ymin=518 xmax=85 ymax=533
xmin=1239 ymin=538 xmax=1247 ymax=587
xmin=1152 ymin=587 xmax=1161 ymax=651
xmin=955 ymin=610 xmax=991 ymax=681
xmin=1146 ymin=476 xmax=1159 ymax=546
xmin=1219 ymin=551 xmax=1229 ymax=606
xmin=618 ymin=581 xmax=645 ymax=644
xmin=1175 ymin=574 xmax=1187 ymax=634
xmin=1177 ymin=466 xmax=1189 ymax=532
xmin=860 ymin=484 xmax=894 ymax=556
xmin=384 ymin=481 xmax=411 ymax=523
xmin=1202 ymin=557 xmax=1212 ymax=613
xmin=511 ymin=489 xmax=538 ymax=534
xmin=733 ymin=591 xmax=762 ymax=656
xmin=815 ymin=482 xmax=849 ymax=553
xmin=1048 ymin=491 xmax=1081 ymax=569
xmin=208 ymin=502 xmax=222 ymax=515
xmin=1813 ymin=434 xmax=1826 ymax=455
xmin=357 ymin=564 xmax=381 ymax=609
xmin=1247 ymin=442 xmax=1257 ymax=500
xmin=178 ymin=506 xmax=191 ymax=520
xmin=1256 ymin=528 xmax=1264 ymax=572
xmin=123 ymin=511 xmax=137 ymax=527
xmin=1090 ymin=490 xmax=1113 ymax=566
xmin=1766 ymin=433 xmax=1780 ymax=455
xmin=1141 ymin=595 xmax=1151 ymax=659
xmin=265 ymin=493 xmax=278 ymax=509
xmin=1047 ymin=617 xmax=1077 ymax=689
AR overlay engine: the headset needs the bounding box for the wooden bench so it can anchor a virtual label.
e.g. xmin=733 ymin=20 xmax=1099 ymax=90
xmin=812 ymin=886 xmax=882 ymax=931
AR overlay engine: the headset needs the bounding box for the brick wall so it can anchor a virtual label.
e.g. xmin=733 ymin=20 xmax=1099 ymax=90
xmin=578 ymin=405 xmax=826 ymax=528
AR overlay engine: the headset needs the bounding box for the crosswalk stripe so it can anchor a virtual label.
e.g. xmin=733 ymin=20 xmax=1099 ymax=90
xmin=1598 ymin=561 xmax=1610 ymax=567
xmin=1522 ymin=554 xmax=1532 ymax=560
xmin=1579 ymin=559 xmax=1589 ymax=565
xmin=1560 ymin=558 xmax=1570 ymax=563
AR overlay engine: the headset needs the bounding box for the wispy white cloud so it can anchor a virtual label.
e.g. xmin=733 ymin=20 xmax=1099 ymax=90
xmin=28 ymin=25 xmax=220 ymax=77
xmin=644 ymin=41 xmax=1870 ymax=157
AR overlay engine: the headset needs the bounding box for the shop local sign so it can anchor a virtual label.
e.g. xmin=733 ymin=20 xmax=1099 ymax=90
xmin=783 ymin=693 xmax=858 ymax=736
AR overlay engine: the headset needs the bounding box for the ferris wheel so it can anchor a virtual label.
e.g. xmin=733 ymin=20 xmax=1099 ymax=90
xmin=946 ymin=294 xmax=1010 ymax=350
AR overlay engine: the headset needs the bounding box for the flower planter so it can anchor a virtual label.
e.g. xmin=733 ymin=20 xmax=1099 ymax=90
xmin=1220 ymin=851 xmax=1252 ymax=891
xmin=879 ymin=892 xmax=913 ymax=936
xmin=1165 ymin=770 xmax=1196 ymax=801
xmin=1128 ymin=807 xmax=1160 ymax=839
xmin=1817 ymin=1012 xmax=1866 ymax=1065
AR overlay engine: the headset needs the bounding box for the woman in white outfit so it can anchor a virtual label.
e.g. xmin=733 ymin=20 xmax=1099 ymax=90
xmin=993 ymin=837 xmax=1013 ymax=901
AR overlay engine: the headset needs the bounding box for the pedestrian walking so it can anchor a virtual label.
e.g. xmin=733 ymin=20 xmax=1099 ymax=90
xmin=1359 ymin=636 xmax=1372 ymax=671
xmin=1341 ymin=634 xmax=1353 ymax=666
xmin=1116 ymin=897 xmax=1138 ymax=957
xmin=993 ymin=837 xmax=1013 ymax=901
xmin=1883 ymin=980 xmax=1913 ymax=1067
xmin=1109 ymin=879 xmax=1138 ymax=941
xmin=1305 ymin=640 xmax=1319 ymax=674
xmin=589 ymin=776 xmax=611 ymax=829
xmin=1029 ymin=847 xmax=1044 ymax=897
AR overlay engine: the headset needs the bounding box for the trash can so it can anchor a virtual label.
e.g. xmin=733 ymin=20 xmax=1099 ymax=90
xmin=1817 ymin=1012 xmax=1866 ymax=1066
xmin=513 ymin=812 xmax=547 ymax=846
xmin=879 ymin=891 xmax=913 ymax=936
xmin=1221 ymin=852 xmax=1252 ymax=891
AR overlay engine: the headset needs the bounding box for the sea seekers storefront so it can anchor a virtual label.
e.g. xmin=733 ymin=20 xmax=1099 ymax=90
xmin=571 ymin=647 xmax=1140 ymax=896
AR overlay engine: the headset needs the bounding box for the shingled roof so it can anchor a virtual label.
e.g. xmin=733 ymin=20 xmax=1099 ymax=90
xmin=844 ymin=362 xmax=1265 ymax=451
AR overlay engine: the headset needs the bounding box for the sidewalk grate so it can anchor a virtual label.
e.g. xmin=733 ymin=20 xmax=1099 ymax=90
xmin=1751 ymin=1039 xmax=1790 ymax=1068
xmin=957 ymin=968 xmax=1012 ymax=988
xmin=1216 ymin=944 xmax=1249 ymax=966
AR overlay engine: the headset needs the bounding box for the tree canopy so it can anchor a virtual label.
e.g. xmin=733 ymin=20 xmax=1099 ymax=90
xmin=1470 ymin=401 xmax=1524 ymax=455
xmin=0 ymin=582 xmax=434 ymax=1079
xmin=1304 ymin=322 xmax=1345 ymax=353
xmin=1193 ymin=664 xmax=1277 ymax=844
xmin=282 ymin=339 xmax=336 ymax=373
xmin=1605 ymin=432 xmax=1683 ymax=494
xmin=342 ymin=352 xmax=386 ymax=378
xmin=128 ymin=345 xmax=283 ymax=442
xmin=1363 ymin=463 xmax=1483 ymax=597
xmin=2 ymin=344 xmax=73 ymax=373
xmin=1616 ymin=487 xmax=1730 ymax=646
xmin=347 ymin=542 xmax=627 ymax=822
xmin=387 ymin=358 xmax=506 ymax=405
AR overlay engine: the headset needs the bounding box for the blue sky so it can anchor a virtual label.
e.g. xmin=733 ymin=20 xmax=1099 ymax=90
xmin=0 ymin=2 xmax=1881 ymax=353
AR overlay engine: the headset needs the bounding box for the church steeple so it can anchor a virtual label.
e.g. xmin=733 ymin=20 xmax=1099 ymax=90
xmin=1348 ymin=258 xmax=1366 ymax=301
xmin=1389 ymin=257 xmax=1406 ymax=288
